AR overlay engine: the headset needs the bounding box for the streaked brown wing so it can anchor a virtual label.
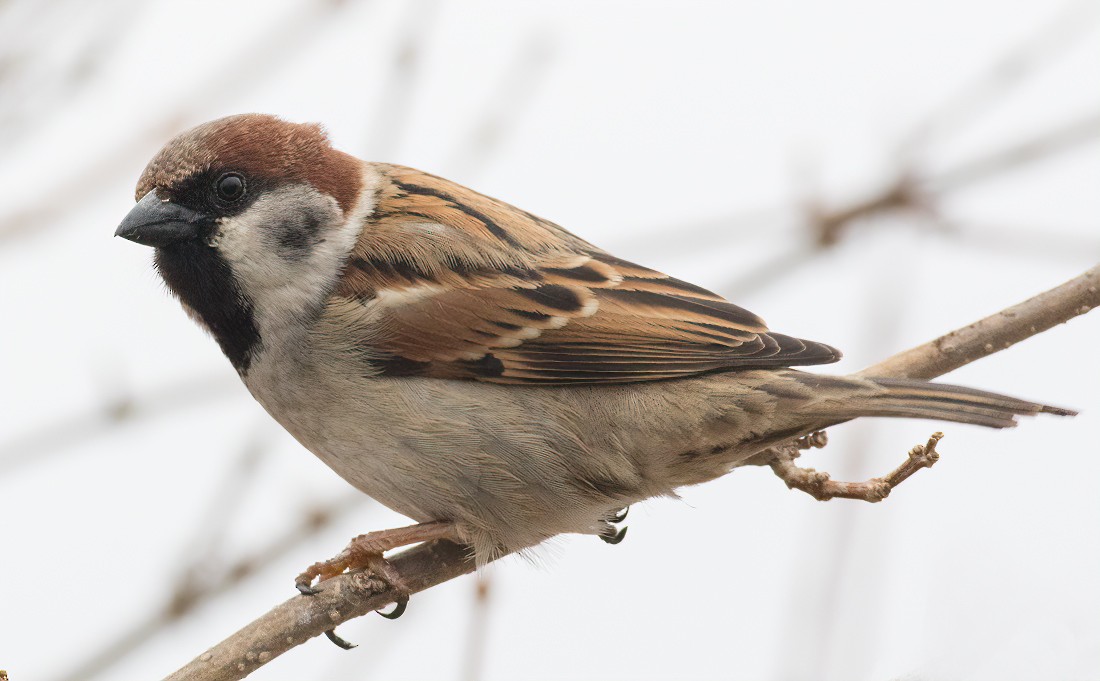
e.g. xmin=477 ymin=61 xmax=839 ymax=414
xmin=330 ymin=165 xmax=840 ymax=385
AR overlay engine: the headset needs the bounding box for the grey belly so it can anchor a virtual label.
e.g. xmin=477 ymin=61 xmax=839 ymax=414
xmin=247 ymin=369 xmax=776 ymax=559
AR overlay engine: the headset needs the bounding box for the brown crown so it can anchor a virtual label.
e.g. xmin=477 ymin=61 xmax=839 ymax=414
xmin=134 ymin=113 xmax=361 ymax=213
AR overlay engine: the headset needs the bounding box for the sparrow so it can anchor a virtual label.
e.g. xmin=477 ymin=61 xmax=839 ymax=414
xmin=116 ymin=114 xmax=1072 ymax=611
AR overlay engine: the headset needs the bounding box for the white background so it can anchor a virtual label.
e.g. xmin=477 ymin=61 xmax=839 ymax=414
xmin=0 ymin=1 xmax=1097 ymax=679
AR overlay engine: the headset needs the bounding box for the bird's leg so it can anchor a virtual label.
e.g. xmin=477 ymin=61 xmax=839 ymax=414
xmin=295 ymin=520 xmax=459 ymax=608
xmin=769 ymin=431 xmax=943 ymax=502
xmin=598 ymin=506 xmax=630 ymax=545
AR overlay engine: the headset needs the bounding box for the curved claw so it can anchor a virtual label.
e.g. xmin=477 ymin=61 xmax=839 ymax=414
xmin=609 ymin=507 xmax=629 ymax=524
xmin=377 ymin=598 xmax=408 ymax=620
xmin=600 ymin=525 xmax=628 ymax=545
xmin=296 ymin=580 xmax=320 ymax=596
xmin=324 ymin=628 xmax=357 ymax=650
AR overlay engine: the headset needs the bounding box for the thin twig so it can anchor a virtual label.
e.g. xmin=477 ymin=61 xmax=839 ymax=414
xmin=858 ymin=263 xmax=1100 ymax=380
xmin=770 ymin=431 xmax=943 ymax=502
xmin=161 ymin=262 xmax=1099 ymax=681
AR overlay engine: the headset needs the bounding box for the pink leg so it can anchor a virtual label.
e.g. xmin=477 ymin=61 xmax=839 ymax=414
xmin=295 ymin=520 xmax=460 ymax=597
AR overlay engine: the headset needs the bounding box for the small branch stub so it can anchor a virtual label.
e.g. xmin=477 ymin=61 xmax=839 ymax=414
xmin=770 ymin=432 xmax=944 ymax=503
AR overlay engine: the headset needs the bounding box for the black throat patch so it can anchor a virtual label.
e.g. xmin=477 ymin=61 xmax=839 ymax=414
xmin=154 ymin=241 xmax=261 ymax=374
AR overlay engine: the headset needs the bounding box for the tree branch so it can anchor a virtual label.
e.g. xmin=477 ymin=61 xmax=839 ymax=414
xmin=770 ymin=430 xmax=944 ymax=502
xmin=162 ymin=263 xmax=1100 ymax=681
xmin=859 ymin=262 xmax=1100 ymax=380
xmin=164 ymin=540 xmax=477 ymax=681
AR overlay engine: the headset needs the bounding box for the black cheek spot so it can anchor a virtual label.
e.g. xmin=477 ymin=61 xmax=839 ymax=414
xmin=276 ymin=211 xmax=323 ymax=262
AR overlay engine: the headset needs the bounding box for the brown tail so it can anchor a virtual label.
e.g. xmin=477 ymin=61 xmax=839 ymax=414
xmin=864 ymin=377 xmax=1076 ymax=428
xmin=772 ymin=371 xmax=1077 ymax=430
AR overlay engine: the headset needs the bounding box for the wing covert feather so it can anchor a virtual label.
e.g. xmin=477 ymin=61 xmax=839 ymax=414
xmin=326 ymin=165 xmax=840 ymax=384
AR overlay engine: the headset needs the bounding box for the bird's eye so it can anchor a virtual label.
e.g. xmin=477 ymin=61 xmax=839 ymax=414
xmin=214 ymin=173 xmax=246 ymax=202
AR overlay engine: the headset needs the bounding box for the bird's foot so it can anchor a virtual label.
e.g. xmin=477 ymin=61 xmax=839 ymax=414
xmin=599 ymin=506 xmax=630 ymax=544
xmin=294 ymin=520 xmax=458 ymax=647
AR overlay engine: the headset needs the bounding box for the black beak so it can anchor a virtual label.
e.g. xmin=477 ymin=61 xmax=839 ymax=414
xmin=115 ymin=191 xmax=210 ymax=247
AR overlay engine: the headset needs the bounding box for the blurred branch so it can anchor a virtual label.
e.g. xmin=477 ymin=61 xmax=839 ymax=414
xmin=770 ymin=258 xmax=917 ymax=681
xmin=715 ymin=109 xmax=1100 ymax=295
xmin=0 ymin=374 xmax=236 ymax=477
xmin=0 ymin=0 xmax=361 ymax=242
xmin=652 ymin=7 xmax=1100 ymax=297
xmin=940 ymin=220 xmax=1100 ymax=262
xmin=459 ymin=575 xmax=493 ymax=681
xmin=813 ymin=110 xmax=1100 ymax=248
xmin=359 ymin=0 xmax=440 ymax=159
xmin=721 ymin=242 xmax=825 ymax=296
xmin=901 ymin=0 xmax=1099 ymax=152
xmin=626 ymin=204 xmax=800 ymax=255
xmin=50 ymin=491 xmax=367 ymax=681
xmin=923 ymin=110 xmax=1100 ymax=194
xmin=161 ymin=263 xmax=1100 ymax=681
xmin=0 ymin=0 xmax=140 ymax=146
xmin=443 ymin=31 xmax=556 ymax=179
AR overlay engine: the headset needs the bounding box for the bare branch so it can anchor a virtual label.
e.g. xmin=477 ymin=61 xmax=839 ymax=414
xmin=163 ymin=540 xmax=476 ymax=681
xmin=771 ymin=431 xmax=943 ymax=502
xmin=161 ymin=262 xmax=1099 ymax=681
xmin=859 ymin=262 xmax=1100 ymax=380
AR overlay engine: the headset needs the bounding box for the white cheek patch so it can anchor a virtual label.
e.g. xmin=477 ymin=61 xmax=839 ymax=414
xmin=213 ymin=174 xmax=377 ymax=344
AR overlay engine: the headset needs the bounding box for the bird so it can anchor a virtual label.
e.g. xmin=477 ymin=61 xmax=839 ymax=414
xmin=115 ymin=113 xmax=1073 ymax=613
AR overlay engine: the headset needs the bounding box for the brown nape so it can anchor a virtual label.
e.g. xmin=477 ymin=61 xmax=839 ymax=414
xmin=134 ymin=113 xmax=362 ymax=214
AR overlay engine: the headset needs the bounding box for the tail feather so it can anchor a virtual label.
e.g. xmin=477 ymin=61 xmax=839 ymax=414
xmin=772 ymin=370 xmax=1077 ymax=430
xmin=860 ymin=376 xmax=1076 ymax=428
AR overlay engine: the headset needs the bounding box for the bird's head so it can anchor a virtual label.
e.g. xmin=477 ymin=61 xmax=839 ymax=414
xmin=116 ymin=114 xmax=370 ymax=372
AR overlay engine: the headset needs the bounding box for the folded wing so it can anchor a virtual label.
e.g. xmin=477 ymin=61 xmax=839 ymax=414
xmin=326 ymin=165 xmax=840 ymax=385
